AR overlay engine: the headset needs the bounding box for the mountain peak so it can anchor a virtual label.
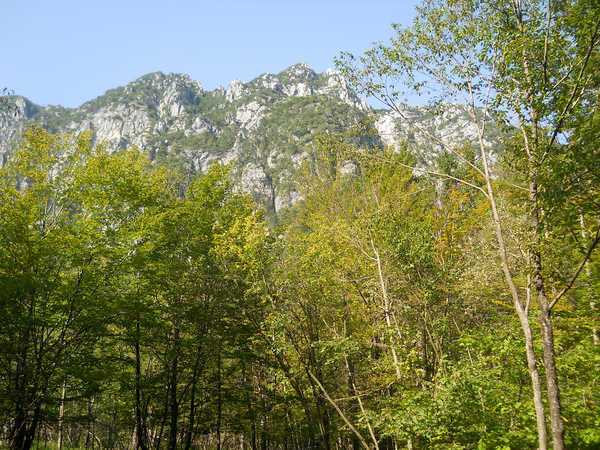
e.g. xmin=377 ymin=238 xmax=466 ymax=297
xmin=279 ymin=63 xmax=316 ymax=81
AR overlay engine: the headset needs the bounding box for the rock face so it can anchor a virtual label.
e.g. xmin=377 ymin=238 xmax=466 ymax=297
xmin=374 ymin=103 xmax=502 ymax=166
xmin=0 ymin=63 xmax=496 ymax=214
xmin=0 ymin=97 xmax=39 ymax=166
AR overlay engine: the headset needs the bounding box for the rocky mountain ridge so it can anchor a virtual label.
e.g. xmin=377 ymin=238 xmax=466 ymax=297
xmin=0 ymin=63 xmax=494 ymax=213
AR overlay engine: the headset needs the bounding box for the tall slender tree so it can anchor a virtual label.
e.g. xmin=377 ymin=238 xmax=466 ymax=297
xmin=337 ymin=1 xmax=600 ymax=448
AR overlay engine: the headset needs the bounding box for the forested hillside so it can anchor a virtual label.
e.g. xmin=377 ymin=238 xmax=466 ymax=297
xmin=1 ymin=1 xmax=599 ymax=449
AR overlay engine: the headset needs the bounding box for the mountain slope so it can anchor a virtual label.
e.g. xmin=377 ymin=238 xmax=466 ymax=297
xmin=0 ymin=63 xmax=498 ymax=213
xmin=1 ymin=64 xmax=373 ymax=212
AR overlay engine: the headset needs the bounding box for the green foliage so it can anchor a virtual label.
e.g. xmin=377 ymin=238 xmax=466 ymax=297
xmin=0 ymin=127 xmax=169 ymax=447
xmin=2 ymin=3 xmax=600 ymax=448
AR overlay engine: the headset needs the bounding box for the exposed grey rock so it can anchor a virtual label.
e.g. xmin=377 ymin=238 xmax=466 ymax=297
xmin=72 ymin=105 xmax=152 ymax=150
xmin=214 ymin=85 xmax=225 ymax=96
xmin=259 ymin=73 xmax=282 ymax=91
xmin=0 ymin=97 xmax=33 ymax=164
xmin=374 ymin=103 xmax=499 ymax=166
xmin=0 ymin=63 xmax=498 ymax=215
xmin=282 ymin=82 xmax=312 ymax=97
xmin=235 ymin=101 xmax=266 ymax=130
xmin=318 ymin=69 xmax=368 ymax=110
xmin=226 ymin=79 xmax=245 ymax=102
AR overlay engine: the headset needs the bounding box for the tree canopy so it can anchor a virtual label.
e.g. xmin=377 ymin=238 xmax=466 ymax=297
xmin=1 ymin=1 xmax=599 ymax=449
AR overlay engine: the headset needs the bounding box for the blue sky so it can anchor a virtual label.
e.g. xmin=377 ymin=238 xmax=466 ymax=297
xmin=2 ymin=0 xmax=418 ymax=108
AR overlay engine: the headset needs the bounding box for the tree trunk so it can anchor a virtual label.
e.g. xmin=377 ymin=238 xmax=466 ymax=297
xmin=85 ymin=398 xmax=95 ymax=450
xmin=135 ymin=318 xmax=149 ymax=450
xmin=516 ymin=308 xmax=548 ymax=448
xmin=538 ymin=301 xmax=565 ymax=450
xmin=10 ymin=404 xmax=27 ymax=450
xmin=271 ymin=349 xmax=318 ymax=444
xmin=372 ymin=241 xmax=402 ymax=381
xmin=216 ymin=346 xmax=223 ymax=450
xmin=308 ymin=354 xmax=331 ymax=450
xmin=168 ymin=327 xmax=180 ymax=450
xmin=154 ymin=384 xmax=169 ymax=450
xmin=184 ymin=343 xmax=204 ymax=450
xmin=11 ymin=338 xmax=32 ymax=450
xmin=346 ymin=358 xmax=361 ymax=450
xmin=580 ymin=214 xmax=599 ymax=345
xmin=260 ymin=413 xmax=267 ymax=450
xmin=57 ymin=382 xmax=66 ymax=450
xmin=478 ymin=133 xmax=549 ymax=450
xmin=529 ymin=179 xmax=565 ymax=450
xmin=345 ymin=354 xmax=378 ymax=450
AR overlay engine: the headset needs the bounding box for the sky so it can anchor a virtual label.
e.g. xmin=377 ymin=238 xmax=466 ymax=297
xmin=1 ymin=0 xmax=419 ymax=108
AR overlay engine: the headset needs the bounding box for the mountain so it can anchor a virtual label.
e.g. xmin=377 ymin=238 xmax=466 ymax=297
xmin=0 ymin=63 xmax=496 ymax=213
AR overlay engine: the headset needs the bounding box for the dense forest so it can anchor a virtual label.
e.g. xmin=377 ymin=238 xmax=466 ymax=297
xmin=1 ymin=1 xmax=600 ymax=449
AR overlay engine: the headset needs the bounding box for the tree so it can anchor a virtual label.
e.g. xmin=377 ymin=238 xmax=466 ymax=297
xmin=0 ymin=129 xmax=155 ymax=449
xmin=259 ymin=131 xmax=490 ymax=448
xmin=0 ymin=128 xmax=98 ymax=449
xmin=336 ymin=1 xmax=600 ymax=448
xmin=0 ymin=127 xmax=180 ymax=450
xmin=74 ymin=144 xmax=173 ymax=450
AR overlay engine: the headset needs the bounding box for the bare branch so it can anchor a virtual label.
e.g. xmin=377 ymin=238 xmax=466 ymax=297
xmin=355 ymin=149 xmax=490 ymax=198
xmin=542 ymin=0 xmax=552 ymax=87
xmin=307 ymin=370 xmax=371 ymax=450
xmin=549 ymin=222 xmax=600 ymax=310
xmin=545 ymin=18 xmax=600 ymax=155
